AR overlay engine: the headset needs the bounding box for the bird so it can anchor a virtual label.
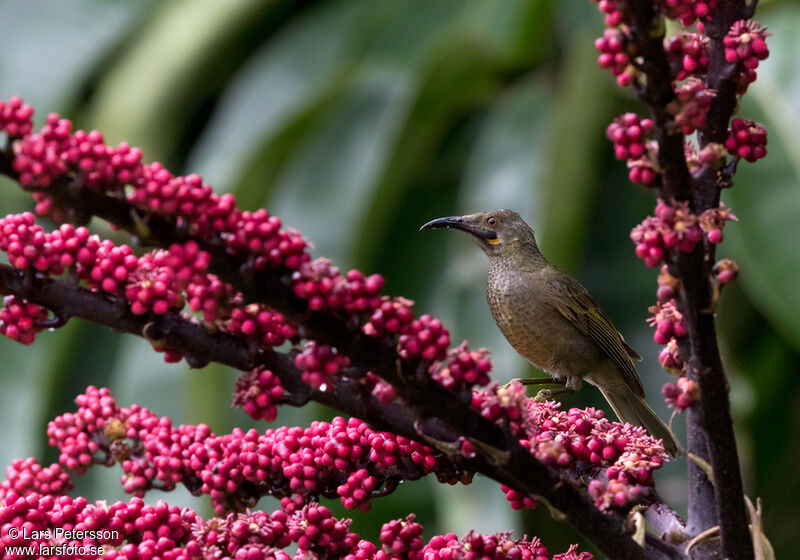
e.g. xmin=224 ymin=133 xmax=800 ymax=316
xmin=421 ymin=209 xmax=679 ymax=456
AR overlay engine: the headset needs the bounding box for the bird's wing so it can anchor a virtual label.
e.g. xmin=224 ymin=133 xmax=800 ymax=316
xmin=547 ymin=277 xmax=645 ymax=398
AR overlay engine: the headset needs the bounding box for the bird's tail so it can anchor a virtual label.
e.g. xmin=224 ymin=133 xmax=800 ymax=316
xmin=599 ymin=386 xmax=681 ymax=456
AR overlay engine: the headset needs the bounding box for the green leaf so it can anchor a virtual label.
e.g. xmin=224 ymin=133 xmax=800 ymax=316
xmin=0 ymin=337 xmax=49 ymax=469
xmin=0 ymin=0 xmax=142 ymax=115
xmin=88 ymin=0 xmax=286 ymax=162
xmin=185 ymin=0 xmax=367 ymax=193
xmin=538 ymin=28 xmax=617 ymax=270
xmin=34 ymin=323 xmax=121 ymax=460
xmin=352 ymin=35 xmax=501 ymax=271
xmin=725 ymin=4 xmax=800 ymax=352
xmin=458 ymin=0 xmax=554 ymax=69
xmin=265 ymin=73 xmax=415 ymax=264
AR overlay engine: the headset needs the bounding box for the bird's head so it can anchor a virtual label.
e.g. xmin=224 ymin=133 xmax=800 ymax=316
xmin=420 ymin=209 xmax=537 ymax=257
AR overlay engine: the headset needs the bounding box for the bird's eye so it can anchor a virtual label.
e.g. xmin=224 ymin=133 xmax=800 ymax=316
xmin=487 ymin=217 xmax=497 ymax=226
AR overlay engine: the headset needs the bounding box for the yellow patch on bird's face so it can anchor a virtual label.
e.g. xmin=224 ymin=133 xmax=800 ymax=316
xmin=487 ymin=238 xmax=501 ymax=245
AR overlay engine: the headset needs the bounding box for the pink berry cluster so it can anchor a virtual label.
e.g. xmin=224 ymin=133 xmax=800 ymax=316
xmin=472 ymin=382 xmax=668 ymax=510
xmin=0 ymin=486 xmax=590 ymax=560
xmin=0 ymin=457 xmax=72 ymax=501
xmin=3 ymin=104 xmax=314 ymax=268
xmin=662 ymin=376 xmax=699 ymax=411
xmin=0 ymin=99 xmax=506 ymax=406
xmin=606 ymin=113 xmax=653 ymax=162
xmin=648 ymin=300 xmax=690 ymax=377
xmin=186 ymin=507 xmax=292 ymax=559
xmin=185 ymin=271 xmax=238 ymax=323
xmin=375 ymin=514 xmax=424 ymax=558
xmin=591 ymin=0 xmax=625 ymax=27
xmin=364 ymin=371 xmax=399 ymax=404
xmin=0 ymin=295 xmax=48 ymax=344
xmin=532 ymin=407 xmax=665 ymax=509
xmin=46 ymin=386 xmax=119 ymax=473
xmin=233 ymin=367 xmax=286 ymax=422
xmin=286 ymin=502 xmax=360 ymax=556
xmin=593 ymin=2 xmax=718 ymax=85
xmin=420 ymin=531 xmax=551 ymax=560
xmin=292 ymin=257 xmax=384 ymax=313
xmin=0 ymin=212 xmax=87 ymax=274
xmin=337 ymin=468 xmax=379 ymax=511
xmin=668 ymin=78 xmax=716 ymax=134
xmin=46 ymin=387 xmax=448 ymax=515
xmin=500 ymin=482 xmax=537 ymax=511
xmin=655 ymin=265 xmax=680 ymax=303
xmin=472 ymin=382 xmax=530 ymax=437
xmin=698 ymin=204 xmax=738 ymax=244
xmin=588 ymin=439 xmax=668 ymax=509
xmin=606 ymin=113 xmax=657 ymax=187
xmin=657 ymin=0 xmax=716 ymax=26
xmin=125 ymin=242 xmax=210 ymax=315
xmin=594 ymin=28 xmax=636 ymax=87
xmin=0 ymin=212 xmax=301 ymax=356
xmin=12 ymin=115 xmax=145 ymax=192
xmin=664 ymin=32 xmax=709 ymax=80
xmin=652 ymin=269 xmax=690 ymax=375
xmin=630 ymin=199 xmax=737 ymax=268
xmin=592 ymin=1 xmax=771 ymax=94
xmin=593 ymin=3 xmax=767 ymax=385
xmin=0 ymin=493 xmax=200 ymax=559
xmin=630 ymin=200 xmax=700 ymax=267
xmin=683 ymin=141 xmax=726 ymax=175
xmin=725 ymin=118 xmax=768 ymax=162
xmin=648 ymin=299 xmax=687 ymax=346
xmin=66 ymin=130 xmax=144 ymax=190
xmin=294 ymin=341 xmax=351 ymax=389
xmin=0 ymin=96 xmax=33 ymax=138
xmin=712 ymin=258 xmax=739 ymax=285
xmin=429 ymin=341 xmax=492 ymax=392
xmin=224 ymin=303 xmax=296 ymax=348
xmin=591 ymin=3 xmax=770 ymax=214
xmin=11 ymin=113 xmax=72 ymax=186
xmin=630 ymin=199 xmax=740 ymax=378
xmin=398 ymin=314 xmax=451 ymax=362
xmin=724 ymin=20 xmax=770 ymax=93
xmin=363 ymin=297 xmax=467 ymax=384
xmin=223 ymin=208 xmax=309 ymax=270
xmin=363 ymin=296 xmax=415 ymax=338
xmin=658 ymin=339 xmax=685 ymax=375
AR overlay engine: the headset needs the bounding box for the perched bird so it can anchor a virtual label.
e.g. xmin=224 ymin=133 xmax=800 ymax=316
xmin=421 ymin=209 xmax=679 ymax=455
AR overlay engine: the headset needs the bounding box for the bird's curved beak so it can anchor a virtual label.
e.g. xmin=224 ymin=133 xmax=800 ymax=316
xmin=420 ymin=215 xmax=497 ymax=242
xmin=419 ymin=216 xmax=464 ymax=231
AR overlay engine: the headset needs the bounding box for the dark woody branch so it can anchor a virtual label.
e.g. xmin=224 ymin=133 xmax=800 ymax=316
xmin=624 ymin=2 xmax=755 ymax=559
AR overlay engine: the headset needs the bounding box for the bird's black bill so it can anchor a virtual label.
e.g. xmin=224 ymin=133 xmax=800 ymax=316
xmin=419 ymin=216 xmax=463 ymax=231
xmin=420 ymin=215 xmax=498 ymax=243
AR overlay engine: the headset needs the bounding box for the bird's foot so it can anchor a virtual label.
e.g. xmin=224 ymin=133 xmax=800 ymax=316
xmin=533 ymin=387 xmax=574 ymax=402
xmin=502 ymin=377 xmax=565 ymax=390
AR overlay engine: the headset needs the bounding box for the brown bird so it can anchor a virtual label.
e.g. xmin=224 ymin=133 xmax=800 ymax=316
xmin=421 ymin=209 xmax=679 ymax=455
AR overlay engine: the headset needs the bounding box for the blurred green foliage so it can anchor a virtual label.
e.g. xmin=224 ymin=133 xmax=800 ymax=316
xmin=1 ymin=0 xmax=799 ymax=557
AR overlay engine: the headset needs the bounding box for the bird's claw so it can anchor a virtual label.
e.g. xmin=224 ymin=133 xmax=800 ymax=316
xmin=502 ymin=377 xmax=565 ymax=390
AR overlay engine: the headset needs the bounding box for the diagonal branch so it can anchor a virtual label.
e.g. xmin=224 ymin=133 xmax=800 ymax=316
xmin=0 ymin=208 xmax=680 ymax=560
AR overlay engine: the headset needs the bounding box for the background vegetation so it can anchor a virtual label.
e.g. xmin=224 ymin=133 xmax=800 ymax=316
xmin=0 ymin=0 xmax=798 ymax=556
